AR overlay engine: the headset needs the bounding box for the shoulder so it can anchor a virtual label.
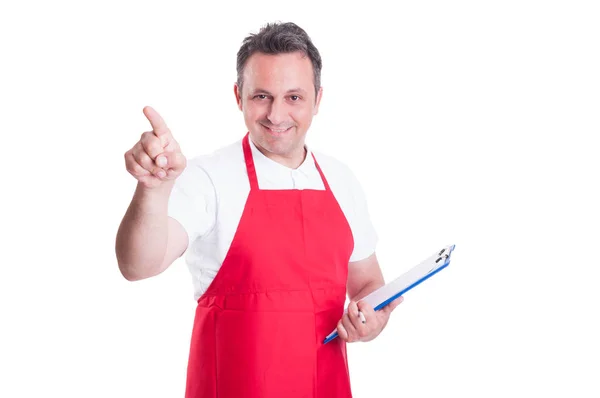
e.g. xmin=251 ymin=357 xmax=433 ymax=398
xmin=311 ymin=148 xmax=361 ymax=188
xmin=182 ymin=139 xmax=245 ymax=180
xmin=310 ymin=147 xmax=373 ymax=213
xmin=178 ymin=138 xmax=248 ymax=198
xmin=186 ymin=139 xmax=244 ymax=169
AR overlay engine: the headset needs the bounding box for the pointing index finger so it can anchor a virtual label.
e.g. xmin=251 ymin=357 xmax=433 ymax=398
xmin=143 ymin=106 xmax=170 ymax=136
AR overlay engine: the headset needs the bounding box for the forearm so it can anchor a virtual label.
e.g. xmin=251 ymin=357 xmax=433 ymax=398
xmin=350 ymin=279 xmax=384 ymax=302
xmin=115 ymin=182 xmax=174 ymax=280
xmin=347 ymin=253 xmax=386 ymax=302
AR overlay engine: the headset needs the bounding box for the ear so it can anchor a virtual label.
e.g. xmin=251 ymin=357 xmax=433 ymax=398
xmin=313 ymin=86 xmax=323 ymax=115
xmin=234 ymin=83 xmax=243 ymax=111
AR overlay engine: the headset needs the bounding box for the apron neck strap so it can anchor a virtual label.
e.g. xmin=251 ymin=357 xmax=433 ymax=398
xmin=242 ymin=132 xmax=259 ymax=190
xmin=242 ymin=133 xmax=332 ymax=192
xmin=311 ymin=152 xmax=332 ymax=191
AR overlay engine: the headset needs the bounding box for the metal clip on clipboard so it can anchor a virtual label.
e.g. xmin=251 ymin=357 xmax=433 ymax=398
xmin=323 ymin=244 xmax=456 ymax=344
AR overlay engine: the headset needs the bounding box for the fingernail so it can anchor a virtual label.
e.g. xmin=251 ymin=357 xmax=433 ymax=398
xmin=157 ymin=170 xmax=166 ymax=178
xmin=361 ymin=312 xmax=366 ymax=323
xmin=156 ymin=156 xmax=166 ymax=167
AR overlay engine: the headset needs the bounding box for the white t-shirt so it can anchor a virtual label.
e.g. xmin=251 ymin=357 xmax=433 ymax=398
xmin=168 ymin=137 xmax=378 ymax=301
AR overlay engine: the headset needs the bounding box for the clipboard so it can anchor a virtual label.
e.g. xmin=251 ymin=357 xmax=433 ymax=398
xmin=323 ymin=244 xmax=455 ymax=344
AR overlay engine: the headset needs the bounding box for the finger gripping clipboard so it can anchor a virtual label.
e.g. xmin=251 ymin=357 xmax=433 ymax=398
xmin=323 ymin=244 xmax=456 ymax=344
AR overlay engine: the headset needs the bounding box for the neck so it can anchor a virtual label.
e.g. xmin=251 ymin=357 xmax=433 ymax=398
xmin=253 ymin=141 xmax=307 ymax=169
xmin=265 ymin=147 xmax=307 ymax=169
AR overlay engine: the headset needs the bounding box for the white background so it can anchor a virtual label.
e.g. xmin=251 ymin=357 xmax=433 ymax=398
xmin=1 ymin=0 xmax=599 ymax=397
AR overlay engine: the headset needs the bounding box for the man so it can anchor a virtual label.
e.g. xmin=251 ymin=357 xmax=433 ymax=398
xmin=116 ymin=21 xmax=403 ymax=398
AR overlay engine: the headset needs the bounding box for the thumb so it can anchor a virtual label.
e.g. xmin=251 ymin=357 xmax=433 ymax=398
xmin=383 ymin=296 xmax=404 ymax=314
xmin=156 ymin=151 xmax=186 ymax=174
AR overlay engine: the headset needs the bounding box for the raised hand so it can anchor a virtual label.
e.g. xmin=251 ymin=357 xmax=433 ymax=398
xmin=124 ymin=106 xmax=186 ymax=189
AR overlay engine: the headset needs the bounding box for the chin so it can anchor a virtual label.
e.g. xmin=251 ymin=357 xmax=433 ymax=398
xmin=260 ymin=139 xmax=293 ymax=156
xmin=253 ymin=127 xmax=298 ymax=155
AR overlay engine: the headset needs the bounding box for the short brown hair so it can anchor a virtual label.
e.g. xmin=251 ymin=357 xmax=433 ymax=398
xmin=236 ymin=22 xmax=323 ymax=97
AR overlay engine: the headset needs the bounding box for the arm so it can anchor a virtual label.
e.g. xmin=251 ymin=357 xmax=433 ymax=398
xmin=116 ymin=106 xmax=188 ymax=281
xmin=335 ymin=162 xmax=402 ymax=341
xmin=115 ymin=182 xmax=188 ymax=281
xmin=347 ymin=252 xmax=385 ymax=302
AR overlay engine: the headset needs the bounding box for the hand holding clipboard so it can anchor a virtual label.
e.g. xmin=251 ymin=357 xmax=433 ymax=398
xmin=324 ymin=245 xmax=456 ymax=344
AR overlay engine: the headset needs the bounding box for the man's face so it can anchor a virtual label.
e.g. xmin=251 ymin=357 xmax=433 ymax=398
xmin=235 ymin=51 xmax=322 ymax=162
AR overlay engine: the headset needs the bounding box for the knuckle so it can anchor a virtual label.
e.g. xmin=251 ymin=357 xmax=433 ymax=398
xmin=151 ymin=144 xmax=163 ymax=156
xmin=126 ymin=163 xmax=139 ymax=176
xmin=145 ymin=141 xmax=161 ymax=156
xmin=131 ymin=143 xmax=142 ymax=156
xmin=130 ymin=148 xmax=140 ymax=162
xmin=124 ymin=154 xmax=134 ymax=170
xmin=134 ymin=155 xmax=150 ymax=170
xmin=141 ymin=134 xmax=156 ymax=149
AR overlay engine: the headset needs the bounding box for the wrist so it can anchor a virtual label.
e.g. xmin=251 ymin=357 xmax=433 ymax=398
xmin=133 ymin=180 xmax=175 ymax=207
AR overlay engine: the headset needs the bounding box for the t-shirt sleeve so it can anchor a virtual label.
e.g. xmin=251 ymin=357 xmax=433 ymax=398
xmin=167 ymin=160 xmax=217 ymax=253
xmin=346 ymin=169 xmax=379 ymax=262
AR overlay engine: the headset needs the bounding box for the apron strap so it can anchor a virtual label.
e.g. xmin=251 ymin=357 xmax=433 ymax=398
xmin=242 ymin=133 xmax=259 ymax=190
xmin=312 ymin=153 xmax=332 ymax=192
xmin=242 ymin=132 xmax=332 ymax=192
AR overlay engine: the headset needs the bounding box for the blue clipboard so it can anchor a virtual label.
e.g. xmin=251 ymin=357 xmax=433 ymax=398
xmin=323 ymin=244 xmax=455 ymax=344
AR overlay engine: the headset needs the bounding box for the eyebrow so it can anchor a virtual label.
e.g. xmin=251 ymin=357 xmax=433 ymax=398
xmin=251 ymin=88 xmax=308 ymax=95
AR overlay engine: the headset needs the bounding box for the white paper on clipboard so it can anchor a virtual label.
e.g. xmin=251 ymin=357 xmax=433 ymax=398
xmin=323 ymin=244 xmax=455 ymax=344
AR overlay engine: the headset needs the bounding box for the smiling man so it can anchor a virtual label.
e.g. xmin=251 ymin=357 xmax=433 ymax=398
xmin=116 ymin=21 xmax=402 ymax=398
xmin=235 ymin=49 xmax=320 ymax=168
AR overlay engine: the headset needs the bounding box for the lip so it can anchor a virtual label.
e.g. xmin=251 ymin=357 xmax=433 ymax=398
xmin=261 ymin=124 xmax=293 ymax=135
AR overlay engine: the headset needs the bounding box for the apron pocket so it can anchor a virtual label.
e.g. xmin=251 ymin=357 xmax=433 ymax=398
xmin=215 ymin=309 xmax=316 ymax=398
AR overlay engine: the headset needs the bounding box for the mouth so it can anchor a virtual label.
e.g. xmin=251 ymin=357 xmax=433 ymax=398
xmin=261 ymin=124 xmax=293 ymax=136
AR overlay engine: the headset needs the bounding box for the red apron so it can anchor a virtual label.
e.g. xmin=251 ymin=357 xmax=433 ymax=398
xmin=184 ymin=133 xmax=355 ymax=398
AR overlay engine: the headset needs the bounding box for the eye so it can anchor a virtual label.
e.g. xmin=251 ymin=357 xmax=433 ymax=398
xmin=254 ymin=94 xmax=268 ymax=100
xmin=290 ymin=95 xmax=300 ymax=101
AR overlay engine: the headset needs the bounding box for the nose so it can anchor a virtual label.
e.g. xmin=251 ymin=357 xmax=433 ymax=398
xmin=266 ymin=99 xmax=287 ymax=126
